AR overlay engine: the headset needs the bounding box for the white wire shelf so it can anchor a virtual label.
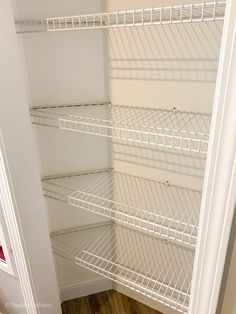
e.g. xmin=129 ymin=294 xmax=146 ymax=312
xmin=31 ymin=103 xmax=211 ymax=155
xmin=43 ymin=169 xmax=201 ymax=249
xmin=51 ymin=222 xmax=194 ymax=313
xmin=15 ymin=1 xmax=225 ymax=33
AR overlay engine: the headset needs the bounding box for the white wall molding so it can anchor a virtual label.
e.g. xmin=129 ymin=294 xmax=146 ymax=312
xmin=0 ymin=197 xmax=15 ymax=276
xmin=189 ymin=1 xmax=236 ymax=313
xmin=61 ymin=277 xmax=112 ymax=302
xmin=0 ymin=134 xmax=38 ymax=314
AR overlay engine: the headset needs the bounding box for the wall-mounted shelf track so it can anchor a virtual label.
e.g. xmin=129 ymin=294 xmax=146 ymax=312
xmin=43 ymin=169 xmax=201 ymax=249
xmin=31 ymin=103 xmax=211 ymax=155
xmin=15 ymin=1 xmax=225 ymax=33
xmin=51 ymin=222 xmax=194 ymax=313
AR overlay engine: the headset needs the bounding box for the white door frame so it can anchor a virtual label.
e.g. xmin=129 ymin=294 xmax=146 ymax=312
xmin=189 ymin=0 xmax=236 ymax=313
xmin=0 ymin=196 xmax=15 ymax=276
xmin=0 ymin=133 xmax=38 ymax=314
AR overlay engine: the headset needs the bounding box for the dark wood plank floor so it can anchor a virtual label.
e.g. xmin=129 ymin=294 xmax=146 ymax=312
xmin=62 ymin=290 xmax=163 ymax=314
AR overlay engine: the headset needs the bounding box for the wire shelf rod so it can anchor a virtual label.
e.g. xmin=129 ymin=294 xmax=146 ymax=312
xmin=44 ymin=177 xmax=198 ymax=233
xmin=45 ymin=182 xmax=199 ymax=233
xmin=16 ymin=1 xmax=226 ymax=33
xmin=51 ymin=222 xmax=194 ymax=312
xmin=43 ymin=169 xmax=201 ymax=248
xmin=31 ymin=103 xmax=211 ymax=155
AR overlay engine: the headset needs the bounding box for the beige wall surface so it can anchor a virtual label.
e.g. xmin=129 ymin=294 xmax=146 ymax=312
xmin=13 ymin=0 xmax=111 ymax=298
xmin=102 ymin=0 xmax=224 ymax=191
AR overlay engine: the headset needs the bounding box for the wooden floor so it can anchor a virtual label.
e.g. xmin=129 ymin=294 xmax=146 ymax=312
xmin=62 ymin=290 xmax=163 ymax=314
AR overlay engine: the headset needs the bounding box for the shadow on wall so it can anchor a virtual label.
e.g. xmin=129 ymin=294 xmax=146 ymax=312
xmin=105 ymin=13 xmax=222 ymax=178
xmin=112 ymin=140 xmax=206 ymax=178
xmin=107 ymin=21 xmax=223 ymax=83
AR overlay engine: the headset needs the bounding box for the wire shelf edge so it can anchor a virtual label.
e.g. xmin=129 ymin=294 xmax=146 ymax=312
xmin=31 ymin=103 xmax=211 ymax=155
xmin=15 ymin=1 xmax=226 ymax=33
xmin=51 ymin=221 xmax=194 ymax=313
xmin=43 ymin=168 xmax=202 ymax=249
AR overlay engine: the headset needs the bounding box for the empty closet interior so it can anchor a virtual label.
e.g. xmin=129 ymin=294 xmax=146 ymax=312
xmin=13 ymin=0 xmax=226 ymax=313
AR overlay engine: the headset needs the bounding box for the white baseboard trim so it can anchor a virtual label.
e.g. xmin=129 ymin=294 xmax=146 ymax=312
xmin=61 ymin=278 xmax=178 ymax=313
xmin=60 ymin=277 xmax=113 ymax=302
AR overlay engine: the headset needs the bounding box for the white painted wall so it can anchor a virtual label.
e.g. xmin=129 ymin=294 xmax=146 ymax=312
xmin=10 ymin=0 xmax=226 ymax=312
xmin=13 ymin=0 xmax=111 ymax=299
xmin=103 ymin=0 xmax=223 ymax=191
xmin=13 ymin=0 xmax=110 ymax=225
xmin=102 ymin=0 xmax=223 ymax=311
xmin=0 ymin=0 xmax=61 ymax=313
xmin=0 ymin=274 xmax=25 ymax=314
